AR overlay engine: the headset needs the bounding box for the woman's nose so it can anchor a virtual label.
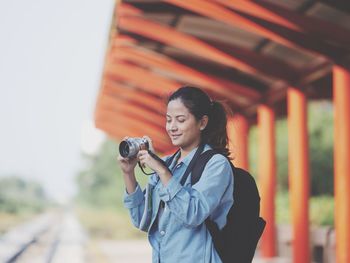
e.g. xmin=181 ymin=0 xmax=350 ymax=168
xmin=169 ymin=121 xmax=178 ymax=131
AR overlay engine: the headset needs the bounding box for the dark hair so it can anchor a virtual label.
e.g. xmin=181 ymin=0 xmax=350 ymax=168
xmin=168 ymin=86 xmax=230 ymax=157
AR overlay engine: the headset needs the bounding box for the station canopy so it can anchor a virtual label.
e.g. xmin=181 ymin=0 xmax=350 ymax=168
xmin=96 ymin=0 xmax=350 ymax=153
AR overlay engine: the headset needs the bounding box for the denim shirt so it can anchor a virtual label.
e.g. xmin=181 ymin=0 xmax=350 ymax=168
xmin=124 ymin=145 xmax=234 ymax=263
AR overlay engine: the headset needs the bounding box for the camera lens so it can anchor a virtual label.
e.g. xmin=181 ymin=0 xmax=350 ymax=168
xmin=119 ymin=141 xmax=130 ymax=158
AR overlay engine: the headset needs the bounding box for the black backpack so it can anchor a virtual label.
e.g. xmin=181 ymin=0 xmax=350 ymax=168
xmin=165 ymin=146 xmax=266 ymax=263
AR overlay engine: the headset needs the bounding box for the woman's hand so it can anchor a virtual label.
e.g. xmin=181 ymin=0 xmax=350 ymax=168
xmin=117 ymin=136 xmax=138 ymax=193
xmin=137 ymin=135 xmax=162 ymax=173
xmin=117 ymin=136 xmax=138 ymax=176
xmin=137 ymin=150 xmax=163 ymax=174
xmin=137 ymin=150 xmax=172 ymax=186
xmin=117 ymin=154 xmax=138 ymax=175
xmin=118 ymin=154 xmax=137 ymax=194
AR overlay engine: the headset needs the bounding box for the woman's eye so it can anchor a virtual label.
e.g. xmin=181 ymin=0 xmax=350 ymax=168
xmin=166 ymin=119 xmax=171 ymax=123
xmin=178 ymin=119 xmax=185 ymax=123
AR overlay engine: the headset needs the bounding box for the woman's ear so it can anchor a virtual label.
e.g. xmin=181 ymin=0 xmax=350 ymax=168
xmin=199 ymin=115 xmax=209 ymax=130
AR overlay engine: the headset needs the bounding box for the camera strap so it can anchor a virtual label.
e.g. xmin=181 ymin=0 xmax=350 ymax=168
xmin=138 ymin=150 xmax=173 ymax=176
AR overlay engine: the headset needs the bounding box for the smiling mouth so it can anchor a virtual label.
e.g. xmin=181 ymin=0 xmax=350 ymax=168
xmin=171 ymin=135 xmax=181 ymax=140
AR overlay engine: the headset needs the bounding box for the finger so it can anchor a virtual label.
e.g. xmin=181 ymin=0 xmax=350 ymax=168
xmin=143 ymin=135 xmax=155 ymax=152
xmin=138 ymin=154 xmax=147 ymax=162
xmin=139 ymin=150 xmax=148 ymax=155
xmin=117 ymin=154 xmax=128 ymax=162
xmin=138 ymin=159 xmax=146 ymax=168
xmin=127 ymin=155 xmax=137 ymax=162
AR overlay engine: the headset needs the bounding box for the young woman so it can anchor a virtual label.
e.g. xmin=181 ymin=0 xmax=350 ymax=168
xmin=118 ymin=86 xmax=234 ymax=263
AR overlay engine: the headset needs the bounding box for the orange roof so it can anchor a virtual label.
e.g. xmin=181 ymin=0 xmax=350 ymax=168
xmin=96 ymin=0 xmax=350 ymax=153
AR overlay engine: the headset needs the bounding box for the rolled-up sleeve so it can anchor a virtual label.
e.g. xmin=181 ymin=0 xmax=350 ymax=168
xmin=123 ymin=183 xmax=144 ymax=209
xmin=123 ymin=183 xmax=145 ymax=228
xmin=157 ymin=154 xmax=233 ymax=228
xmin=158 ymin=176 xmax=183 ymax=202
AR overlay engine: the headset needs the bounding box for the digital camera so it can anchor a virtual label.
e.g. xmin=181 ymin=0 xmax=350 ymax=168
xmin=119 ymin=137 xmax=149 ymax=158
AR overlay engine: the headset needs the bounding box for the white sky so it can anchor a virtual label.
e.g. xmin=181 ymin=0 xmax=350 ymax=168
xmin=0 ymin=0 xmax=114 ymax=202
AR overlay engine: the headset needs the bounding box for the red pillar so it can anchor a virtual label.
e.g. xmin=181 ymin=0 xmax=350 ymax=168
xmin=333 ymin=66 xmax=350 ymax=263
xmin=257 ymin=104 xmax=277 ymax=257
xmin=227 ymin=114 xmax=249 ymax=169
xmin=287 ymin=87 xmax=310 ymax=263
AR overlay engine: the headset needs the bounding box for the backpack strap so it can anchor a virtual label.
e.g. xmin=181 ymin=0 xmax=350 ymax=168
xmin=159 ymin=145 xmax=205 ymax=209
xmin=162 ymin=144 xmax=206 ymax=185
xmin=179 ymin=143 xmax=205 ymax=185
xmin=188 ymin=149 xmax=228 ymax=258
xmin=165 ymin=148 xmax=181 ymax=167
xmin=190 ymin=149 xmax=217 ymax=185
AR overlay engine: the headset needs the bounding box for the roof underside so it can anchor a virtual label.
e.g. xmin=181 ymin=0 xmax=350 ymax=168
xmin=96 ymin=0 xmax=350 ymax=153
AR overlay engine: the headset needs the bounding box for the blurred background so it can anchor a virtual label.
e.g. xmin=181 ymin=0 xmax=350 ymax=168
xmin=1 ymin=0 xmax=349 ymax=263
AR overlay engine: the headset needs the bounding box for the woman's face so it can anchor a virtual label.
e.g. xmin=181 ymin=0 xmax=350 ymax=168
xmin=166 ymin=99 xmax=205 ymax=151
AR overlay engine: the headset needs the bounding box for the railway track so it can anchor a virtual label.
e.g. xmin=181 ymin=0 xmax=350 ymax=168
xmin=0 ymin=210 xmax=86 ymax=263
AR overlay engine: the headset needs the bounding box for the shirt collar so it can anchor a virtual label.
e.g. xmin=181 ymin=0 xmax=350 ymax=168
xmin=169 ymin=144 xmax=211 ymax=169
xmin=170 ymin=147 xmax=197 ymax=169
xmin=180 ymin=146 xmax=200 ymax=167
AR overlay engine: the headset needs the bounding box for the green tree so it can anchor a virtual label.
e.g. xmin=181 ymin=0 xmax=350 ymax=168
xmin=249 ymin=101 xmax=334 ymax=196
xmin=0 ymin=176 xmax=48 ymax=213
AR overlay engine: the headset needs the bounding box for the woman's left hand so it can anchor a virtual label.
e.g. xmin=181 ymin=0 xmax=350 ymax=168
xmin=137 ymin=150 xmax=168 ymax=175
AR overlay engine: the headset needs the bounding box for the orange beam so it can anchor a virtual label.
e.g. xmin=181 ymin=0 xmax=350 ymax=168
xmin=216 ymin=0 xmax=350 ymax=48
xmin=96 ymin=111 xmax=169 ymax=145
xmin=97 ymin=121 xmax=172 ymax=153
xmin=257 ymin=104 xmax=276 ymax=257
xmin=163 ymin=0 xmax=292 ymax=47
xmin=97 ymin=96 xmax=165 ymax=128
xmin=256 ymin=0 xmax=350 ymax=48
xmin=333 ymin=66 xmax=350 ymax=263
xmin=118 ymin=12 xmax=256 ymax=75
xmin=117 ymin=7 xmax=301 ymax=82
xmin=105 ymin=61 xmax=180 ymax=95
xmin=119 ymin=12 xmax=300 ymax=82
xmin=164 ymin=0 xmax=347 ymax=67
xmin=215 ymin=0 xmax=300 ymax=31
xmin=287 ymin=87 xmax=310 ymax=263
xmin=227 ymin=115 xmax=249 ymax=169
xmin=111 ymin=44 xmax=261 ymax=103
xmin=96 ymin=109 xmax=166 ymax=136
xmin=102 ymin=81 xmax=166 ymax=114
xmin=96 ymin=121 xmax=171 ymax=151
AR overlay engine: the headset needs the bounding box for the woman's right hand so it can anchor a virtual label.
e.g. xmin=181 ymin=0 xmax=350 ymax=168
xmin=117 ymin=154 xmax=138 ymax=175
xmin=117 ymin=136 xmax=138 ymax=175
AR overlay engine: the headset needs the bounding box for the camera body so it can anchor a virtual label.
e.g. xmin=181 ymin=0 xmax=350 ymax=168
xmin=119 ymin=137 xmax=149 ymax=158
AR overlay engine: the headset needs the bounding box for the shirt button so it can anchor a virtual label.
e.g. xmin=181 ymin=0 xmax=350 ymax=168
xmin=160 ymin=230 xmax=165 ymax=236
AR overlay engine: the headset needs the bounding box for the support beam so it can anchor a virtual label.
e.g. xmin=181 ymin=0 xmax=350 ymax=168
xmin=95 ymin=111 xmax=169 ymax=145
xmin=227 ymin=115 xmax=249 ymax=169
xmin=164 ymin=0 xmax=349 ymax=68
xmin=117 ymin=8 xmax=301 ymax=82
xmin=287 ymin=87 xmax=310 ymax=263
xmin=111 ymin=44 xmax=261 ymax=104
xmin=96 ymin=110 xmax=166 ymax=136
xmin=97 ymin=96 xmax=165 ymax=128
xmin=102 ymin=81 xmax=166 ymax=114
xmin=333 ymin=66 xmax=350 ymax=263
xmin=215 ymin=0 xmax=350 ymax=48
xmin=319 ymin=0 xmax=350 ymax=13
xmin=257 ymin=104 xmax=276 ymax=258
xmin=96 ymin=121 xmax=172 ymax=153
xmin=105 ymin=61 xmax=180 ymax=95
xmin=118 ymin=12 xmax=255 ymax=74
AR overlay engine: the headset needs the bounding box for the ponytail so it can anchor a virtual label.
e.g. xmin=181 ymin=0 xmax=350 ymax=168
xmin=168 ymin=86 xmax=231 ymax=158
xmin=202 ymin=100 xmax=230 ymax=157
